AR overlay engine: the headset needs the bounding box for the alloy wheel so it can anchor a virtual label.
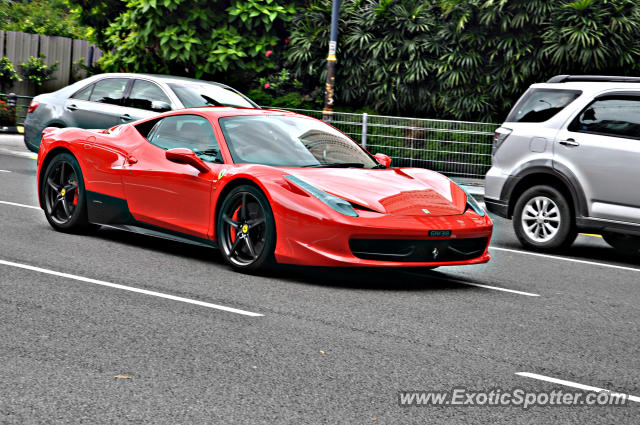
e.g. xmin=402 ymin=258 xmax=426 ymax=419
xmin=219 ymin=191 xmax=268 ymax=267
xmin=44 ymin=160 xmax=79 ymax=225
xmin=521 ymin=196 xmax=561 ymax=243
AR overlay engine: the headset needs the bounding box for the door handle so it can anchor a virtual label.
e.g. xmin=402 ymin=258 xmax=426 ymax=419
xmin=559 ymin=138 xmax=580 ymax=147
xmin=66 ymin=104 xmax=78 ymax=111
xmin=127 ymin=156 xmax=138 ymax=164
xmin=120 ymin=113 xmax=132 ymax=121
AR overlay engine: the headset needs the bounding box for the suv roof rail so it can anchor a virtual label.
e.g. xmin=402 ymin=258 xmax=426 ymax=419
xmin=547 ymin=75 xmax=640 ymax=83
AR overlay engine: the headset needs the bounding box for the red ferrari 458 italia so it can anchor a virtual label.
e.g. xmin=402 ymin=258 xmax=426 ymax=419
xmin=36 ymin=107 xmax=492 ymax=272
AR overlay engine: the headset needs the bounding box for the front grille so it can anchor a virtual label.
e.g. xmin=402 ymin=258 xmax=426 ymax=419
xmin=349 ymin=238 xmax=488 ymax=262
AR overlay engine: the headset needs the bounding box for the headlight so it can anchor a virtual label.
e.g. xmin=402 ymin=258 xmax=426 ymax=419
xmin=283 ymin=175 xmax=358 ymax=217
xmin=461 ymin=186 xmax=485 ymax=217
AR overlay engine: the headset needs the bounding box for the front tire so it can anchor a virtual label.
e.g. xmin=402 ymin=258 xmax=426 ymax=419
xmin=512 ymin=185 xmax=576 ymax=250
xmin=603 ymin=233 xmax=640 ymax=256
xmin=217 ymin=185 xmax=276 ymax=272
xmin=41 ymin=153 xmax=90 ymax=232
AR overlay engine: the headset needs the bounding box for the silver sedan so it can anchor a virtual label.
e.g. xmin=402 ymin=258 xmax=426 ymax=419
xmin=23 ymin=73 xmax=258 ymax=152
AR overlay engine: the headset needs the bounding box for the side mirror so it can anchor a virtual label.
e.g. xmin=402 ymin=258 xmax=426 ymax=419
xmin=151 ymin=100 xmax=172 ymax=112
xmin=166 ymin=148 xmax=210 ymax=173
xmin=374 ymin=153 xmax=391 ymax=168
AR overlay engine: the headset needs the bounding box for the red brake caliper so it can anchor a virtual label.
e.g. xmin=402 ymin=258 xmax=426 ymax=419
xmin=230 ymin=207 xmax=240 ymax=243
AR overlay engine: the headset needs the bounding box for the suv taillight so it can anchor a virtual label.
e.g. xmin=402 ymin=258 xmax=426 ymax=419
xmin=493 ymin=127 xmax=512 ymax=156
xmin=27 ymin=101 xmax=40 ymax=114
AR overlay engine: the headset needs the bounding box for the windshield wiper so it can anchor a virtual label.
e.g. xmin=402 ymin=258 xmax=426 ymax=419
xmin=200 ymin=94 xmax=223 ymax=107
xmin=302 ymin=162 xmax=366 ymax=168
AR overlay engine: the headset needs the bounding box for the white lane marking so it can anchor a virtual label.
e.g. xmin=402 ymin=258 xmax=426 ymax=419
xmin=0 ymin=200 xmax=40 ymax=210
xmin=516 ymin=372 xmax=640 ymax=403
xmin=0 ymin=169 xmax=11 ymax=173
xmin=447 ymin=278 xmax=539 ymax=297
xmin=0 ymin=259 xmax=263 ymax=317
xmin=492 ymin=246 xmax=640 ymax=274
xmin=0 ymin=148 xmax=37 ymax=159
xmin=403 ymin=271 xmax=539 ymax=297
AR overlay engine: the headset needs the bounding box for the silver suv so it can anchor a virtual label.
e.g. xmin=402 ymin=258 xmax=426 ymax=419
xmin=485 ymin=75 xmax=640 ymax=255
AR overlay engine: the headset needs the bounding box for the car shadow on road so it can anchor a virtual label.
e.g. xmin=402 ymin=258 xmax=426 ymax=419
xmin=89 ymin=227 xmax=478 ymax=292
xmin=265 ymin=265 xmax=480 ymax=293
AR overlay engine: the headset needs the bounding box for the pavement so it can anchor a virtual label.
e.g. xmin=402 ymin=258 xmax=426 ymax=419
xmin=0 ymin=135 xmax=638 ymax=424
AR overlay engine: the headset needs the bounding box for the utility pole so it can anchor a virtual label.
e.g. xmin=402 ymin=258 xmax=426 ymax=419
xmin=322 ymin=0 xmax=340 ymax=121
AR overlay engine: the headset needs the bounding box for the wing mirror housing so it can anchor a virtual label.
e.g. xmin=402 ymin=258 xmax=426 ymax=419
xmin=151 ymin=100 xmax=172 ymax=112
xmin=165 ymin=148 xmax=210 ymax=173
xmin=374 ymin=153 xmax=391 ymax=168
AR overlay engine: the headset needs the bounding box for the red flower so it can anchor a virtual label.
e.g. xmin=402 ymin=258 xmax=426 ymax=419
xmin=265 ymin=50 xmax=273 ymax=57
xmin=264 ymin=83 xmax=270 ymax=89
xmin=284 ymin=39 xmax=289 ymax=44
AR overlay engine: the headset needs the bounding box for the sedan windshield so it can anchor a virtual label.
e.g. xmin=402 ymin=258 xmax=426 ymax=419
xmin=219 ymin=115 xmax=378 ymax=168
xmin=168 ymin=82 xmax=257 ymax=108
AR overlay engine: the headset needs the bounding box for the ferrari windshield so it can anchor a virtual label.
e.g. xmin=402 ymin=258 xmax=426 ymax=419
xmin=219 ymin=115 xmax=378 ymax=168
xmin=168 ymin=82 xmax=257 ymax=108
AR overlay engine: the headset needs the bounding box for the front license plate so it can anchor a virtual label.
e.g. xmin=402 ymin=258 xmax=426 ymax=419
xmin=429 ymin=230 xmax=451 ymax=237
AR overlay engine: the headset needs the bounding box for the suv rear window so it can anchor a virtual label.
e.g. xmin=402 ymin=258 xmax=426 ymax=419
xmin=506 ymin=88 xmax=581 ymax=123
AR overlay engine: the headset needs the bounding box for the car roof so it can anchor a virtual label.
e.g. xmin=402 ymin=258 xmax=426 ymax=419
xmin=530 ymin=81 xmax=640 ymax=94
xmin=91 ymin=72 xmax=234 ymax=88
xmin=176 ymin=107 xmax=305 ymax=119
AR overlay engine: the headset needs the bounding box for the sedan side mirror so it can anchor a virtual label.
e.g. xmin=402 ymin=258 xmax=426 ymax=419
xmin=151 ymin=100 xmax=172 ymax=112
xmin=374 ymin=153 xmax=391 ymax=168
xmin=166 ymin=148 xmax=210 ymax=173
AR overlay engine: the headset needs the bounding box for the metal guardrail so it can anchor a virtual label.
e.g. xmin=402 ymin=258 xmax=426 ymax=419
xmin=5 ymin=97 xmax=496 ymax=178
xmin=276 ymin=108 xmax=497 ymax=179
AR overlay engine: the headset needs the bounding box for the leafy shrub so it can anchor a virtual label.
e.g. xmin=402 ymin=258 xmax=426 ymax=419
xmin=19 ymin=55 xmax=58 ymax=87
xmin=0 ymin=57 xmax=21 ymax=92
xmin=98 ymin=0 xmax=297 ymax=84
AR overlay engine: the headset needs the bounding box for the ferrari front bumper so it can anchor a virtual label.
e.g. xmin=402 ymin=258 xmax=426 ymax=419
xmin=273 ymin=208 xmax=492 ymax=267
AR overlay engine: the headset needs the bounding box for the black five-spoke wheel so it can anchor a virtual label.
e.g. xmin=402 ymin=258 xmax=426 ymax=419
xmin=42 ymin=153 xmax=89 ymax=232
xmin=217 ymin=185 xmax=276 ymax=271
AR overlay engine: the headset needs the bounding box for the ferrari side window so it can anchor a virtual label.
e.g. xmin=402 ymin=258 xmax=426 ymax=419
xmin=148 ymin=115 xmax=222 ymax=163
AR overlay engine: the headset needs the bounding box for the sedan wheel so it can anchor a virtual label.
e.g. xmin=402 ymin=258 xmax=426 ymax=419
xmin=218 ymin=185 xmax=276 ymax=271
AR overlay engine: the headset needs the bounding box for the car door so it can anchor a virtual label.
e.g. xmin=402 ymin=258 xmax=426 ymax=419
xmin=554 ymin=93 xmax=640 ymax=223
xmin=64 ymin=78 xmax=130 ymax=129
xmin=122 ymin=114 xmax=224 ymax=238
xmin=119 ymin=79 xmax=174 ymax=123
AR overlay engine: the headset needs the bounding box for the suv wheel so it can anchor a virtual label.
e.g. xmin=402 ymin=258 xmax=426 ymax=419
xmin=513 ymin=185 xmax=577 ymax=250
xmin=602 ymin=233 xmax=640 ymax=256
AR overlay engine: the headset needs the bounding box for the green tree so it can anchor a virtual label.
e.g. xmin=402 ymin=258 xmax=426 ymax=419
xmin=65 ymin=0 xmax=127 ymax=48
xmin=96 ymin=0 xmax=296 ymax=84
xmin=0 ymin=0 xmax=89 ymax=39
xmin=287 ymin=0 xmax=640 ymax=121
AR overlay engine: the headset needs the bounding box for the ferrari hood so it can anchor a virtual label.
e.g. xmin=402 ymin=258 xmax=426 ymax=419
xmin=285 ymin=167 xmax=467 ymax=216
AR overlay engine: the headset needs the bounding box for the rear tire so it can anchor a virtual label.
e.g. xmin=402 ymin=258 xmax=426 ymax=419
xmin=41 ymin=153 xmax=91 ymax=233
xmin=603 ymin=233 xmax=640 ymax=256
xmin=512 ymin=185 xmax=576 ymax=250
xmin=217 ymin=185 xmax=276 ymax=272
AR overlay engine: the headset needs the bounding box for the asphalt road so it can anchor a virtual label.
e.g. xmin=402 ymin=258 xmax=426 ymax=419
xmin=0 ymin=136 xmax=638 ymax=424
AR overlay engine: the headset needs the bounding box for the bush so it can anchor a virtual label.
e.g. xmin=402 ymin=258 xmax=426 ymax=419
xmin=19 ymin=55 xmax=58 ymax=87
xmin=98 ymin=0 xmax=297 ymax=85
xmin=0 ymin=57 xmax=21 ymax=92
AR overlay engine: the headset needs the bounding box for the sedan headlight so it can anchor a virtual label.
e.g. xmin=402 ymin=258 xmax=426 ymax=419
xmin=283 ymin=175 xmax=358 ymax=217
xmin=461 ymin=186 xmax=486 ymax=217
